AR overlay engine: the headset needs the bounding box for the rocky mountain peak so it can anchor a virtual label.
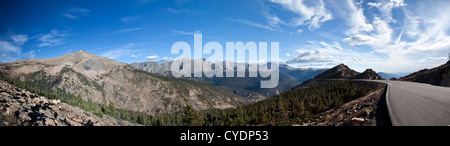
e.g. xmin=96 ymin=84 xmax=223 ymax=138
xmin=335 ymin=63 xmax=351 ymax=71
xmin=352 ymin=69 xmax=383 ymax=80
xmin=313 ymin=63 xmax=359 ymax=80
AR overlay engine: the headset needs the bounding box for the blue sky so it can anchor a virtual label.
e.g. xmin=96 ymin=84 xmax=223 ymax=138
xmin=1 ymin=0 xmax=450 ymax=73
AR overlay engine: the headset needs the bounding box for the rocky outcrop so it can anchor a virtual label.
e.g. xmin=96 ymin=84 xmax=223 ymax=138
xmin=314 ymin=64 xmax=359 ymax=80
xmin=0 ymin=80 xmax=137 ymax=126
xmin=399 ymin=61 xmax=450 ymax=87
xmin=298 ymin=64 xmax=385 ymax=89
xmin=298 ymin=64 xmax=359 ymax=88
xmin=352 ymin=69 xmax=383 ymax=80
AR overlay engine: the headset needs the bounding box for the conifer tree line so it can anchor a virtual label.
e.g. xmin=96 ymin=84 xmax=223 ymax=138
xmin=1 ymin=72 xmax=372 ymax=126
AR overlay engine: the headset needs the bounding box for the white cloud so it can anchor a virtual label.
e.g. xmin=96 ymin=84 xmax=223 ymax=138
xmin=367 ymin=0 xmax=406 ymax=22
xmin=367 ymin=2 xmax=382 ymax=8
xmin=339 ymin=0 xmax=450 ymax=72
xmin=146 ymin=55 xmax=159 ymax=60
xmin=287 ymin=50 xmax=334 ymax=63
xmin=158 ymin=57 xmax=173 ymax=63
xmin=10 ymin=34 xmax=28 ymax=45
xmin=297 ymin=29 xmax=303 ymax=33
xmin=270 ymin=0 xmax=332 ymax=30
xmin=343 ymin=34 xmax=373 ymax=46
xmin=344 ymin=16 xmax=393 ymax=47
xmin=285 ymin=40 xmax=380 ymax=69
xmin=344 ymin=0 xmax=373 ymax=34
xmin=130 ymin=54 xmax=142 ymax=58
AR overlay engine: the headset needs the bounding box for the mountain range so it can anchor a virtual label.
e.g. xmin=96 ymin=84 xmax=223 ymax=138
xmin=131 ymin=61 xmax=327 ymax=101
xmin=378 ymin=72 xmax=402 ymax=80
xmin=0 ymin=50 xmax=248 ymax=115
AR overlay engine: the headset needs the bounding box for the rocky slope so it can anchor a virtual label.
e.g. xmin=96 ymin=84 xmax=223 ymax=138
xmin=0 ymin=50 xmax=248 ymax=115
xmin=399 ymin=61 xmax=450 ymax=87
xmin=131 ymin=61 xmax=326 ymax=101
xmin=298 ymin=64 xmax=384 ymax=88
xmin=352 ymin=69 xmax=383 ymax=80
xmin=0 ymin=80 xmax=137 ymax=126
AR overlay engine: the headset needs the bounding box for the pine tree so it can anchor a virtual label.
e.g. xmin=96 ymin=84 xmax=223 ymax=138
xmin=182 ymin=105 xmax=195 ymax=126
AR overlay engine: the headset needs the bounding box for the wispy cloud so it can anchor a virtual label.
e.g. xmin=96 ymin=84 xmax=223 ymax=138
xmin=37 ymin=29 xmax=68 ymax=47
xmin=169 ymin=29 xmax=201 ymax=35
xmin=100 ymin=43 xmax=136 ymax=59
xmin=130 ymin=54 xmax=142 ymax=58
xmin=121 ymin=16 xmax=140 ymax=23
xmin=269 ymin=0 xmax=333 ymax=30
xmin=226 ymin=18 xmax=276 ymax=31
xmin=105 ymin=28 xmax=144 ymax=35
xmin=287 ymin=49 xmax=335 ymax=64
xmin=0 ymin=41 xmax=21 ymax=54
xmin=63 ymin=7 xmax=90 ymax=20
xmin=68 ymin=8 xmax=90 ymax=14
xmin=166 ymin=8 xmax=201 ymax=14
xmin=63 ymin=13 xmax=79 ymax=20
xmin=10 ymin=34 xmax=29 ymax=46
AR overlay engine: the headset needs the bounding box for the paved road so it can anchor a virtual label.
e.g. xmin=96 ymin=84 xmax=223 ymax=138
xmin=367 ymin=80 xmax=450 ymax=126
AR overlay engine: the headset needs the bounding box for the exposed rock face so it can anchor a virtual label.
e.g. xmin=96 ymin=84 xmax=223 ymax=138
xmin=352 ymin=69 xmax=383 ymax=80
xmin=130 ymin=61 xmax=172 ymax=76
xmin=0 ymin=50 xmax=248 ymax=115
xmin=399 ymin=61 xmax=450 ymax=87
xmin=0 ymin=80 xmax=137 ymax=126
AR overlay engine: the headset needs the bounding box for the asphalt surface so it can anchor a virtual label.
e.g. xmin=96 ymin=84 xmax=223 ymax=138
xmin=369 ymin=80 xmax=450 ymax=126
